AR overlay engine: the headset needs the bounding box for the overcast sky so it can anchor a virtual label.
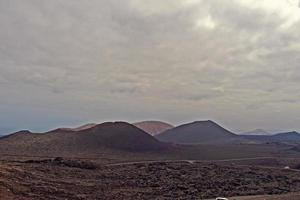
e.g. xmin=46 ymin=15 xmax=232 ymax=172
xmin=1 ymin=0 xmax=300 ymax=134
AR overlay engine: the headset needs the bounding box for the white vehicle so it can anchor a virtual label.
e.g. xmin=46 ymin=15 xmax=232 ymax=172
xmin=216 ymin=198 xmax=228 ymax=200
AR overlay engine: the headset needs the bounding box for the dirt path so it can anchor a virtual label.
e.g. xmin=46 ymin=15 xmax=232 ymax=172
xmin=106 ymin=157 xmax=276 ymax=166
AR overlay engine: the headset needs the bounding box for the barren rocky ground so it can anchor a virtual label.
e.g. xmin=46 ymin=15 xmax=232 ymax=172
xmin=226 ymin=193 xmax=300 ymax=200
xmin=1 ymin=158 xmax=300 ymax=200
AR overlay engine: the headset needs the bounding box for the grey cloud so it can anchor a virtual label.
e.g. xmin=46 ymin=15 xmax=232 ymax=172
xmin=0 ymin=0 xmax=300 ymax=133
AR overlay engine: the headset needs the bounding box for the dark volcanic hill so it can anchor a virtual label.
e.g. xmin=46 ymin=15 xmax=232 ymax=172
xmin=156 ymin=120 xmax=238 ymax=144
xmin=0 ymin=122 xmax=167 ymax=156
xmin=242 ymin=131 xmax=300 ymax=143
xmin=291 ymin=145 xmax=300 ymax=152
xmin=133 ymin=121 xmax=174 ymax=136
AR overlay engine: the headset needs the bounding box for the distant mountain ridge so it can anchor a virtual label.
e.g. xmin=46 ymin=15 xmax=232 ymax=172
xmin=2 ymin=120 xmax=300 ymax=156
xmin=240 ymin=129 xmax=272 ymax=135
xmin=0 ymin=122 xmax=168 ymax=156
xmin=156 ymin=120 xmax=238 ymax=144
xmin=133 ymin=121 xmax=174 ymax=136
xmin=241 ymin=131 xmax=300 ymax=143
xmin=49 ymin=123 xmax=97 ymax=133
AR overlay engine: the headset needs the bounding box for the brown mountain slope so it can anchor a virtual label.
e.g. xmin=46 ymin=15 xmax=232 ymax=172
xmin=49 ymin=123 xmax=98 ymax=132
xmin=72 ymin=123 xmax=97 ymax=131
xmin=133 ymin=121 xmax=174 ymax=136
xmin=156 ymin=120 xmax=238 ymax=144
xmin=0 ymin=122 xmax=167 ymax=156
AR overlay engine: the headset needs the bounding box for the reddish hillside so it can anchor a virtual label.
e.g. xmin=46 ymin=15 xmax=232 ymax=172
xmin=0 ymin=122 xmax=167 ymax=156
xmin=72 ymin=123 xmax=97 ymax=131
xmin=133 ymin=121 xmax=174 ymax=136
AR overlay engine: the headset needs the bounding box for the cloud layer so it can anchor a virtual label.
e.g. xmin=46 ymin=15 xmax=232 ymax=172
xmin=1 ymin=0 xmax=300 ymax=133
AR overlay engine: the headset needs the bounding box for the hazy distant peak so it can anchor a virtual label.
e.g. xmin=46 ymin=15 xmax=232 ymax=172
xmin=241 ymin=129 xmax=271 ymax=135
xmin=275 ymin=131 xmax=300 ymax=136
xmin=133 ymin=121 xmax=174 ymax=136
xmin=72 ymin=123 xmax=97 ymax=131
xmin=48 ymin=123 xmax=98 ymax=133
